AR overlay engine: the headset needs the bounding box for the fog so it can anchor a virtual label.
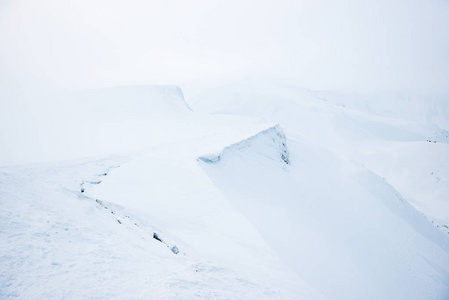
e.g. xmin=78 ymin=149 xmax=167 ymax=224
xmin=1 ymin=0 xmax=448 ymax=93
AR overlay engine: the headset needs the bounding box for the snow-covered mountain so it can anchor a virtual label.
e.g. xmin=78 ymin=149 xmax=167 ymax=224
xmin=1 ymin=84 xmax=448 ymax=299
xmin=190 ymin=80 xmax=449 ymax=231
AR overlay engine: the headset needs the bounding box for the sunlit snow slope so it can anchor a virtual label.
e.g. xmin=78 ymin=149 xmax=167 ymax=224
xmin=1 ymin=83 xmax=449 ymax=299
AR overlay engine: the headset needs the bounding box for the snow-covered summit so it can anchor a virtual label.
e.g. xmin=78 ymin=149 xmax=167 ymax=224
xmin=0 ymin=85 xmax=193 ymax=166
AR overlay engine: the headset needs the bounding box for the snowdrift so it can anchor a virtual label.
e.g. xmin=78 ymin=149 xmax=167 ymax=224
xmin=198 ymin=124 xmax=289 ymax=165
xmin=79 ymin=124 xmax=322 ymax=299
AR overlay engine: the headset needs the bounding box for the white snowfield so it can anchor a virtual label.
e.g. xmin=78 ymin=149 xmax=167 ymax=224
xmin=1 ymin=84 xmax=449 ymax=299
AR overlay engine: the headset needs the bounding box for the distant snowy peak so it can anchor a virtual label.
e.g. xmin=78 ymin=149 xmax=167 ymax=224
xmin=71 ymin=84 xmax=192 ymax=119
xmin=198 ymin=124 xmax=289 ymax=166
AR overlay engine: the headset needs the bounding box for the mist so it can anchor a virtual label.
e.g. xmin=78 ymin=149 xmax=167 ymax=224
xmin=1 ymin=0 xmax=448 ymax=93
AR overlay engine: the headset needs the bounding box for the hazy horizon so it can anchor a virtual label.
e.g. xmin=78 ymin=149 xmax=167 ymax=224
xmin=1 ymin=0 xmax=448 ymax=94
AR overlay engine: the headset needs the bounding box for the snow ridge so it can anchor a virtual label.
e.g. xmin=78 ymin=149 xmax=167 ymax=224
xmin=198 ymin=124 xmax=289 ymax=165
xmin=78 ymin=163 xmax=181 ymax=255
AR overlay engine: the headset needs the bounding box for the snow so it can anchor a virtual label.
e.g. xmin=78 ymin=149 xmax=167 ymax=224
xmin=189 ymin=80 xmax=449 ymax=229
xmin=198 ymin=125 xmax=289 ymax=165
xmin=200 ymin=134 xmax=449 ymax=300
xmin=1 ymin=156 xmax=323 ymax=299
xmin=1 ymin=83 xmax=449 ymax=299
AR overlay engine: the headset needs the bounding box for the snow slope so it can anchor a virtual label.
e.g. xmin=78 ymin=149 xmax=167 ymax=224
xmin=199 ymin=134 xmax=449 ymax=300
xmin=0 ymin=85 xmax=322 ymax=299
xmin=1 ymin=83 xmax=449 ymax=299
xmin=0 ymin=154 xmax=320 ymax=299
xmin=190 ymin=80 xmax=449 ymax=230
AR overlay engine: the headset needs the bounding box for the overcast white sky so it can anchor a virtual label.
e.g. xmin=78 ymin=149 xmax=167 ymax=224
xmin=1 ymin=0 xmax=448 ymax=93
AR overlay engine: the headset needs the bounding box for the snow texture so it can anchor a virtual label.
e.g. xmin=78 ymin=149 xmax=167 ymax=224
xmin=1 ymin=83 xmax=449 ymax=299
xmin=198 ymin=124 xmax=289 ymax=165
